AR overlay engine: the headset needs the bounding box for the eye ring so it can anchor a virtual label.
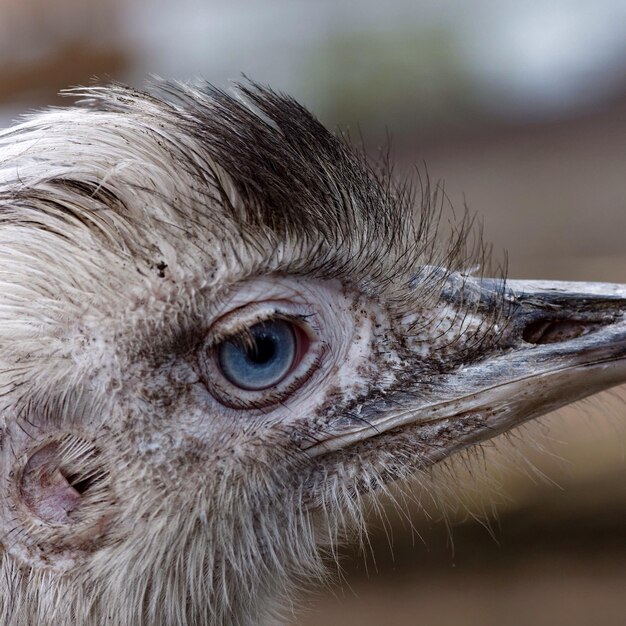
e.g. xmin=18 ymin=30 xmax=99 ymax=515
xmin=198 ymin=305 xmax=318 ymax=410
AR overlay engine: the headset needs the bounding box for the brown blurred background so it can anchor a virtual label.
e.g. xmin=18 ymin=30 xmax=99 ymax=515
xmin=1 ymin=1 xmax=625 ymax=624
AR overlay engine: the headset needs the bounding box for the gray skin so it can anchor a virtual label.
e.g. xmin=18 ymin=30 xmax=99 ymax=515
xmin=308 ymin=275 xmax=626 ymax=463
xmin=0 ymin=82 xmax=623 ymax=625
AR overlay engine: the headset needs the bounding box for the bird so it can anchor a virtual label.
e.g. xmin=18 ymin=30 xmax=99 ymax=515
xmin=0 ymin=80 xmax=623 ymax=626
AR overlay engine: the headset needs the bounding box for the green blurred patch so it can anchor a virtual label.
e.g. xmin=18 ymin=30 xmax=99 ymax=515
xmin=303 ymin=25 xmax=479 ymax=135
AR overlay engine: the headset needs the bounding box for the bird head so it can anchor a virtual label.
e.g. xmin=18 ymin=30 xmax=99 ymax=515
xmin=0 ymin=82 xmax=624 ymax=625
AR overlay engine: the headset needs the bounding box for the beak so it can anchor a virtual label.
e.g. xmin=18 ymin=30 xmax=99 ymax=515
xmin=306 ymin=276 xmax=626 ymax=461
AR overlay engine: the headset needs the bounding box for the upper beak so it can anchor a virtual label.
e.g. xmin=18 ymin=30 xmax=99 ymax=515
xmin=306 ymin=276 xmax=626 ymax=460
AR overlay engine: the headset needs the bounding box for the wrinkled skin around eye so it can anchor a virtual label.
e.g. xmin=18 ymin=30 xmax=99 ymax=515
xmin=195 ymin=277 xmax=390 ymax=413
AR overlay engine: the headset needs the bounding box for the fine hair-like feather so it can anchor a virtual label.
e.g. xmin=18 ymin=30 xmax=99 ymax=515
xmin=0 ymin=80 xmax=532 ymax=626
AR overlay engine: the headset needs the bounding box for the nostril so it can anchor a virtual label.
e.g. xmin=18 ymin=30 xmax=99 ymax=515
xmin=522 ymin=318 xmax=590 ymax=345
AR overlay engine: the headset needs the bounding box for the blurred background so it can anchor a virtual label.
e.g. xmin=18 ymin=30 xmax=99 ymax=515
xmin=1 ymin=1 xmax=625 ymax=624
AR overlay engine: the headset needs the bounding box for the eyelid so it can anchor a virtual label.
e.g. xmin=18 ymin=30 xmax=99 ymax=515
xmin=207 ymin=301 xmax=317 ymax=347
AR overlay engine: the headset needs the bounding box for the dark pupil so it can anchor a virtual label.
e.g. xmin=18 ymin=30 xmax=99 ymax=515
xmin=247 ymin=334 xmax=276 ymax=364
xmin=217 ymin=318 xmax=297 ymax=391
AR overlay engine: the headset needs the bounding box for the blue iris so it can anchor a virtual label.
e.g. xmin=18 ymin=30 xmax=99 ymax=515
xmin=218 ymin=319 xmax=296 ymax=390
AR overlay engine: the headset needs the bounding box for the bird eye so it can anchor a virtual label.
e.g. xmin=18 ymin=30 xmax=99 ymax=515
xmin=217 ymin=319 xmax=297 ymax=390
xmin=199 ymin=307 xmax=317 ymax=409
